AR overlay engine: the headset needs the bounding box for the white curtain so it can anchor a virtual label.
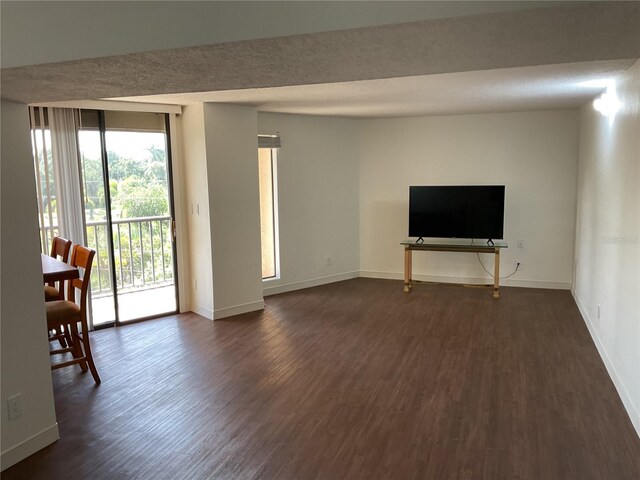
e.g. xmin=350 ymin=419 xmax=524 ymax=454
xmin=48 ymin=108 xmax=86 ymax=246
xmin=46 ymin=107 xmax=96 ymax=328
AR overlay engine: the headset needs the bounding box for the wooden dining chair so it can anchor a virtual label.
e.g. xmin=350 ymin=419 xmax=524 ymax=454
xmin=46 ymin=245 xmax=101 ymax=384
xmin=44 ymin=236 xmax=73 ymax=302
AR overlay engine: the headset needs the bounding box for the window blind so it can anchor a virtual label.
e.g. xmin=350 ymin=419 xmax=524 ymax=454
xmin=258 ymin=134 xmax=281 ymax=149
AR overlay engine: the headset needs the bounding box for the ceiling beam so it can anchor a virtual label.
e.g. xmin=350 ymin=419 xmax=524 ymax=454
xmin=2 ymin=3 xmax=638 ymax=104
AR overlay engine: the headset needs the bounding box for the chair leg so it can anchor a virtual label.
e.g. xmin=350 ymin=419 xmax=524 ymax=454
xmin=63 ymin=327 xmax=73 ymax=350
xmin=50 ymin=328 xmax=68 ymax=348
xmin=69 ymin=322 xmax=88 ymax=372
xmin=80 ymin=330 xmax=101 ymax=384
xmin=58 ymin=326 xmax=71 ymax=348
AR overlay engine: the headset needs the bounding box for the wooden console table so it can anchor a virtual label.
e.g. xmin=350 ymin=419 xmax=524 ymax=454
xmin=401 ymin=239 xmax=508 ymax=299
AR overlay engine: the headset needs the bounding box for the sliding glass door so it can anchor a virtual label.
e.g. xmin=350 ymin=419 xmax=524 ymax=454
xmin=78 ymin=110 xmax=179 ymax=326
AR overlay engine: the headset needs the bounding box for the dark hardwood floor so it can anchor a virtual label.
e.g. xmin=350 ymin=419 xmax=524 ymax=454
xmin=4 ymin=278 xmax=640 ymax=479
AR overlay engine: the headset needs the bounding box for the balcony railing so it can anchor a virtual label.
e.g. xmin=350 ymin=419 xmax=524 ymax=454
xmin=88 ymin=215 xmax=174 ymax=296
xmin=40 ymin=216 xmax=174 ymax=297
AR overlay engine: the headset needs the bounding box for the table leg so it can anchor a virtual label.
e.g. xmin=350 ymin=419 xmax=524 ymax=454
xmin=493 ymin=248 xmax=500 ymax=299
xmin=404 ymin=247 xmax=412 ymax=293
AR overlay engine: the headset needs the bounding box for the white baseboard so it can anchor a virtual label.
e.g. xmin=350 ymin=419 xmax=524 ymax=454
xmin=0 ymin=423 xmax=59 ymax=471
xmin=214 ymin=300 xmax=265 ymax=320
xmin=190 ymin=303 xmax=214 ymax=320
xmin=501 ymin=278 xmax=570 ymax=290
xmin=359 ymin=270 xmax=570 ymax=290
xmin=573 ymin=293 xmax=640 ymax=438
xmin=263 ymin=271 xmax=360 ymax=296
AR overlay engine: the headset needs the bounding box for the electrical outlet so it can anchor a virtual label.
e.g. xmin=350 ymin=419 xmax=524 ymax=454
xmin=517 ymin=239 xmax=525 ymax=249
xmin=516 ymin=261 xmax=523 ymax=271
xmin=193 ymin=279 xmax=198 ymax=291
xmin=597 ymin=305 xmax=601 ymax=320
xmin=7 ymin=394 xmax=22 ymax=421
xmin=325 ymin=255 xmax=332 ymax=266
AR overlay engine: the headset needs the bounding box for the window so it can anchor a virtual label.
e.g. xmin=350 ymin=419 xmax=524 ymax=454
xmin=258 ymin=141 xmax=280 ymax=280
xmin=30 ymin=106 xmax=179 ymax=327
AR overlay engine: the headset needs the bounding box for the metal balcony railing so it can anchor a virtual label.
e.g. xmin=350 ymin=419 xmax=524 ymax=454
xmin=40 ymin=216 xmax=174 ymax=297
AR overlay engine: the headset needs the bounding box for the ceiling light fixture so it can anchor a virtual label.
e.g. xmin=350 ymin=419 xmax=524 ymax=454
xmin=578 ymin=78 xmax=621 ymax=119
xmin=593 ymin=90 xmax=621 ymax=116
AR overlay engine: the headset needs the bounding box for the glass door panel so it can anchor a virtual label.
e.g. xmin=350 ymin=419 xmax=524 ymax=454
xmin=104 ymin=128 xmax=177 ymax=321
xmin=78 ymin=110 xmax=178 ymax=326
xmin=78 ymin=127 xmax=117 ymax=326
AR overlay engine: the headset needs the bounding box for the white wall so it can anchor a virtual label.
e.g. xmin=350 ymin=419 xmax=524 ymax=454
xmin=573 ymin=60 xmax=640 ymax=434
xmin=203 ymin=104 xmax=264 ymax=319
xmin=359 ymin=110 xmax=579 ymax=288
xmin=258 ymin=113 xmax=360 ymax=295
xmin=1 ymin=100 xmax=59 ymax=470
xmin=178 ymin=104 xmax=214 ymax=319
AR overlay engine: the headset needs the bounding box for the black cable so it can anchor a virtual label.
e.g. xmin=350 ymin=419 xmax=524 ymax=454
xmin=476 ymin=252 xmax=520 ymax=279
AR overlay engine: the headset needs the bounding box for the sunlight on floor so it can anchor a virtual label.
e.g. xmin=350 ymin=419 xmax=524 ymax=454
xmin=91 ymin=285 xmax=176 ymax=325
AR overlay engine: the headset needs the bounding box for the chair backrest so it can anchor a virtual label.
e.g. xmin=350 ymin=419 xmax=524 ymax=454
xmin=48 ymin=236 xmax=72 ymax=288
xmin=50 ymin=236 xmax=72 ymax=263
xmin=66 ymin=245 xmax=96 ymax=314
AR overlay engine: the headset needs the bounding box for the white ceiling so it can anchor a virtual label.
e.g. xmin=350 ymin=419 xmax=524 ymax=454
xmin=114 ymin=60 xmax=636 ymax=118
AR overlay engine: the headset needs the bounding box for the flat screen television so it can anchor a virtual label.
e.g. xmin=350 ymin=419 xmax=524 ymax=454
xmin=409 ymin=185 xmax=505 ymax=239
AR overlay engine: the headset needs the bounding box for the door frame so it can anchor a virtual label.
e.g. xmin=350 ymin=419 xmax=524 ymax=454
xmin=88 ymin=109 xmax=180 ymax=329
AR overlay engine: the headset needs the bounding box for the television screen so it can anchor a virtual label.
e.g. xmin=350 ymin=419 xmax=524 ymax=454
xmin=409 ymin=185 xmax=505 ymax=239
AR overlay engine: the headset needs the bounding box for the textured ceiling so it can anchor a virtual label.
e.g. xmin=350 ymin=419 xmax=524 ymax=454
xmin=1 ymin=1 xmax=578 ymax=68
xmin=114 ymin=60 xmax=636 ymax=118
xmin=2 ymin=3 xmax=639 ymax=105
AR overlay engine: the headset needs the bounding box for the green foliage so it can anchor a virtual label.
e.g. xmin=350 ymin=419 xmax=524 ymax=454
xmin=87 ymin=219 xmax=174 ymax=295
xmin=81 ymin=155 xmax=105 ymax=218
xmin=120 ymin=178 xmax=168 ymax=218
xmin=81 ymin=140 xmax=174 ymax=294
xmin=107 ymin=151 xmax=146 ymax=181
xmin=82 ymin=144 xmax=169 ymax=219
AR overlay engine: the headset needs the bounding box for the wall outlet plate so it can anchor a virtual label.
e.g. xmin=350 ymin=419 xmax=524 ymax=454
xmin=7 ymin=393 xmax=22 ymax=421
